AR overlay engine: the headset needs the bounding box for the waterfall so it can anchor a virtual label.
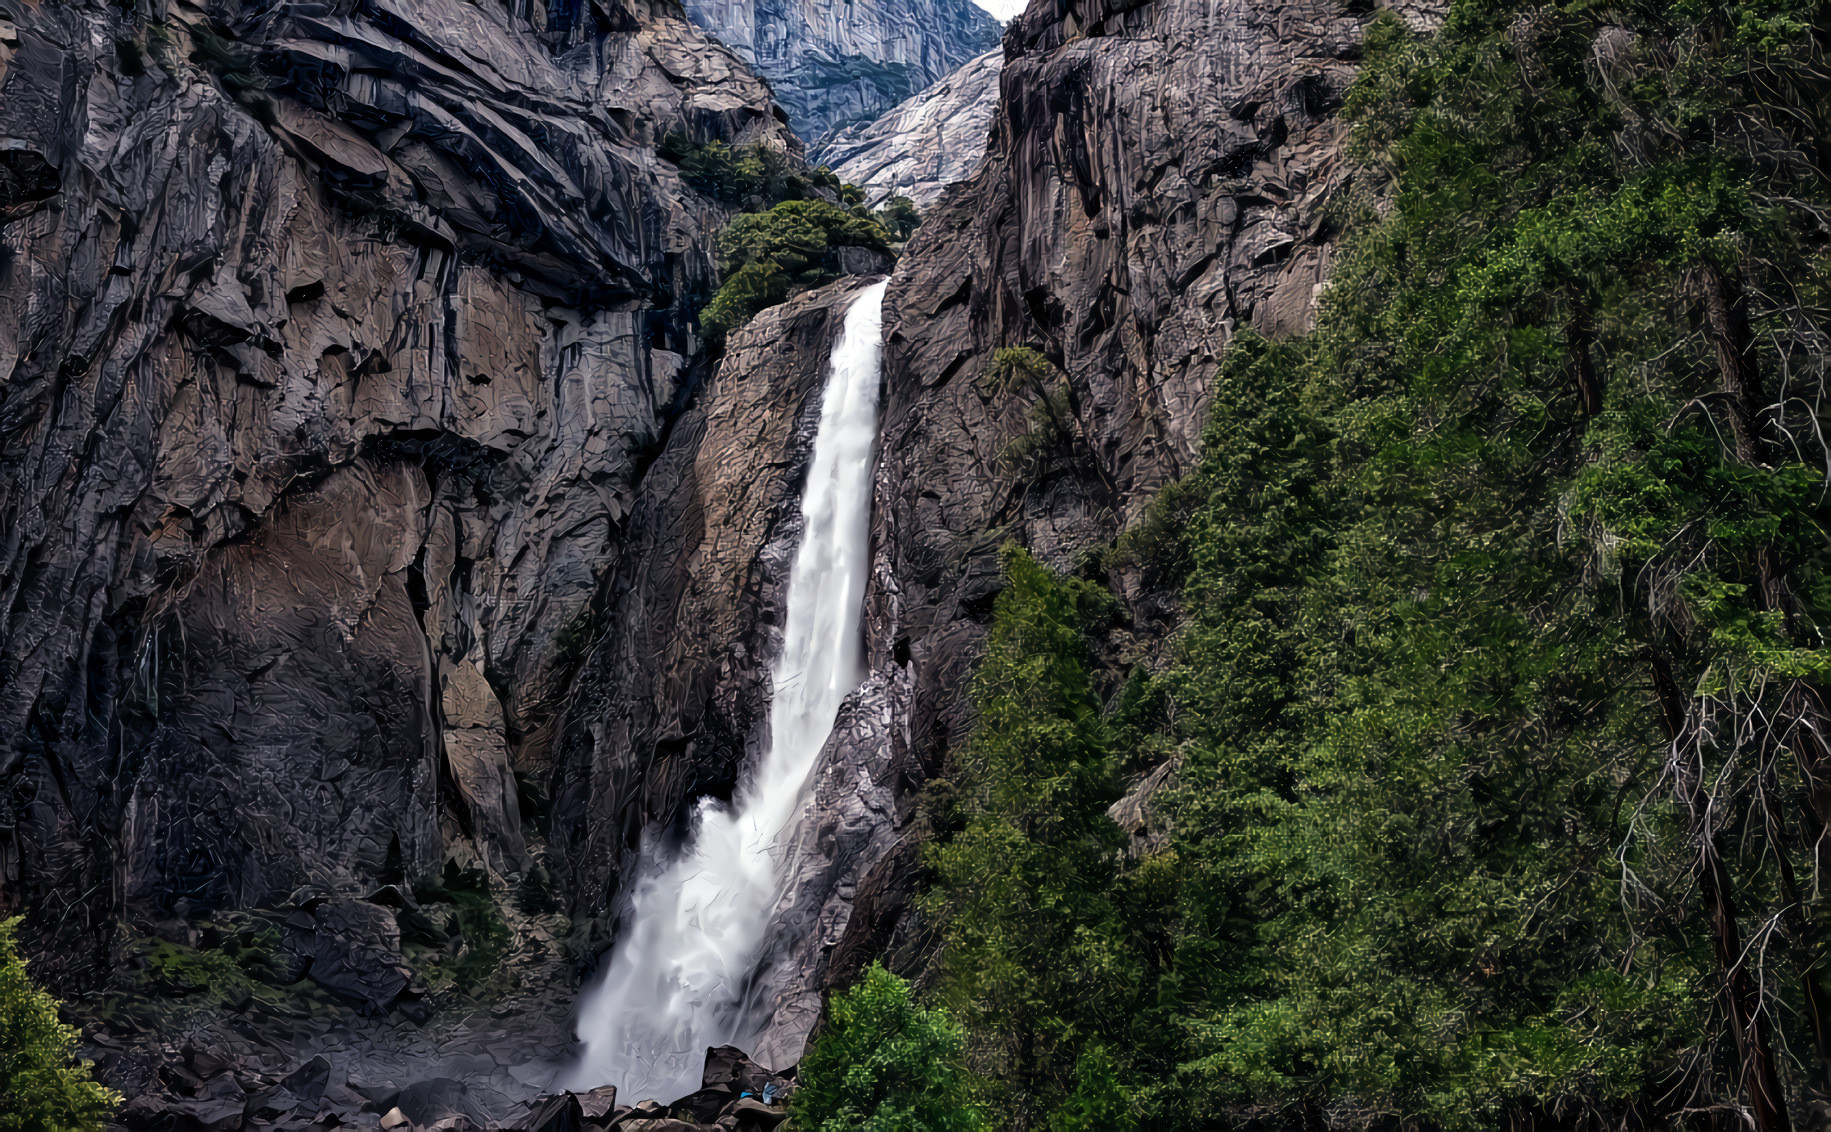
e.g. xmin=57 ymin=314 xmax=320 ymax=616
xmin=565 ymin=280 xmax=890 ymax=1102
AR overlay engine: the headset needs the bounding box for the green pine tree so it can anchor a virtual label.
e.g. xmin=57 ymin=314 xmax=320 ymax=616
xmin=0 ymin=918 xmax=119 ymax=1132
xmin=791 ymin=963 xmax=982 ymax=1132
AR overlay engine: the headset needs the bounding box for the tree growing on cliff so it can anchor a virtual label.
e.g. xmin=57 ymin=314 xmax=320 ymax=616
xmin=879 ymin=196 xmax=922 ymax=241
xmin=791 ymin=963 xmax=981 ymax=1132
xmin=657 ymin=134 xmax=842 ymax=210
xmin=0 ymin=918 xmax=119 ymax=1131
xmin=701 ymin=201 xmax=893 ymax=340
xmin=923 ymin=545 xmax=1136 ymax=1128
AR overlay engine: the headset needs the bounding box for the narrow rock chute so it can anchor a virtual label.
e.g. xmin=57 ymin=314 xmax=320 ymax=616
xmin=568 ymin=280 xmax=891 ymax=1101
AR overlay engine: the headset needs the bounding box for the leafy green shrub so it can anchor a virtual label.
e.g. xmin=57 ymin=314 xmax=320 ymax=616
xmin=700 ymin=200 xmax=893 ymax=339
xmin=1046 ymin=1047 xmax=1135 ymax=1132
xmin=978 ymin=346 xmax=1051 ymax=396
xmin=130 ymin=923 xmax=285 ymax=1008
xmin=0 ymin=918 xmax=120 ymax=1132
xmin=792 ymin=962 xmax=981 ymax=1132
xmin=981 ymin=348 xmax=1114 ymax=498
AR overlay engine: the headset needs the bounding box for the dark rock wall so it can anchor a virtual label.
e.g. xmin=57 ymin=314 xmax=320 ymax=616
xmin=0 ymin=0 xmax=794 ymax=983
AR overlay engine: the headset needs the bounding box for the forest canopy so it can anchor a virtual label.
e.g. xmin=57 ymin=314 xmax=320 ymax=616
xmin=791 ymin=0 xmax=1831 ymax=1128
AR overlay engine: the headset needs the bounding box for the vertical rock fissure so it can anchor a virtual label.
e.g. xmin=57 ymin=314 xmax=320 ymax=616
xmin=566 ymin=280 xmax=890 ymax=1100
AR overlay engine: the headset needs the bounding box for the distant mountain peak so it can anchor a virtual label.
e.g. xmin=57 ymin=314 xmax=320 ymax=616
xmin=683 ymin=0 xmax=1003 ymax=142
xmin=816 ymin=47 xmax=1003 ymax=211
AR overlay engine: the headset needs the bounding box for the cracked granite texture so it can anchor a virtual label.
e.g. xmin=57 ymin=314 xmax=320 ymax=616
xmin=0 ymin=0 xmax=793 ymax=983
xmin=815 ymin=47 xmax=1002 ymax=211
xmin=683 ymin=0 xmax=1000 ymax=140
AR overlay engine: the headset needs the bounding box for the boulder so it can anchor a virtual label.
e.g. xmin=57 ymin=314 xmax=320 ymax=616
xmin=728 ymin=1097 xmax=788 ymax=1130
xmin=164 ymin=1073 xmax=247 ymax=1132
xmin=665 ymin=1087 xmax=733 ymax=1123
xmin=698 ymin=1048 xmax=778 ymax=1098
xmin=396 ymin=1078 xmax=491 ymax=1128
xmin=284 ymin=898 xmax=414 ymax=1012
xmin=281 ymin=1054 xmax=333 ymax=1104
xmin=520 ymin=1091 xmax=583 ymax=1132
xmin=576 ymin=1086 xmax=619 ymax=1121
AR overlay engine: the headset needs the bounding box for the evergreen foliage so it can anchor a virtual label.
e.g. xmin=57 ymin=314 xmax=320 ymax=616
xmin=413 ymin=862 xmax=513 ymax=992
xmin=918 ymin=0 xmax=1831 ymax=1128
xmin=701 ymin=201 xmax=894 ymax=341
xmin=923 ymin=545 xmax=1130 ymax=1127
xmin=656 ymin=134 xmax=843 ymax=208
xmin=881 ymin=196 xmax=922 ymax=241
xmin=791 ymin=963 xmax=982 ymax=1132
xmin=0 ymin=918 xmax=119 ymax=1132
xmin=660 ymin=138 xmax=917 ymax=339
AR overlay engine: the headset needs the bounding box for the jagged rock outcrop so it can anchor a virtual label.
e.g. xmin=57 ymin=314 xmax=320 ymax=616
xmin=815 ymin=47 xmax=1001 ymax=210
xmin=0 ymin=0 xmax=794 ymax=983
xmin=745 ymin=0 xmax=1444 ymax=1058
xmin=547 ymin=275 xmax=882 ymax=931
xmin=743 ymin=661 xmax=913 ymax=1069
xmin=683 ymin=0 xmax=1001 ymax=141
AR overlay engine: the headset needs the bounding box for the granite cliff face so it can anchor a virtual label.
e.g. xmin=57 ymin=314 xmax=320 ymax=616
xmin=816 ymin=47 xmax=1001 ymax=211
xmin=682 ymin=0 xmax=1001 ymax=141
xmin=0 ymin=0 xmax=792 ymax=985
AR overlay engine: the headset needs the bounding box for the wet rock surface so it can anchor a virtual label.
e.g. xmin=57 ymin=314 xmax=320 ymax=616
xmin=682 ymin=0 xmax=1001 ymax=140
xmin=106 ymin=1027 xmax=791 ymax=1132
xmin=548 ymin=276 xmax=883 ymax=932
xmin=815 ymin=47 xmax=1002 ymax=211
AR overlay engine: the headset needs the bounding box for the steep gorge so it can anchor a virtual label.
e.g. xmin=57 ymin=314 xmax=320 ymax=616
xmin=0 ymin=0 xmax=1435 ymax=1121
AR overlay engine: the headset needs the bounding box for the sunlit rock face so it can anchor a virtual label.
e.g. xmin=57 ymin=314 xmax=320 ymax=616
xmin=0 ymin=0 xmax=793 ymax=981
xmin=816 ymin=47 xmax=1002 ymax=210
xmin=682 ymin=0 xmax=1001 ymax=141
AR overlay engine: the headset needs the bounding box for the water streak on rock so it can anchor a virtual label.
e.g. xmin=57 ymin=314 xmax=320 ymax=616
xmin=568 ymin=281 xmax=890 ymax=1100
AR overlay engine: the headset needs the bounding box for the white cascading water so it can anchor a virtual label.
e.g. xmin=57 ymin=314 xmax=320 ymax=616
xmin=565 ymin=280 xmax=890 ymax=1101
